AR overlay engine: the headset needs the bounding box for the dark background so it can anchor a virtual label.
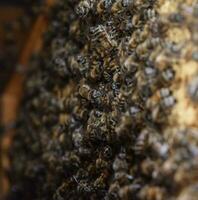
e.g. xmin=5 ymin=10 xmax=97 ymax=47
xmin=0 ymin=0 xmax=42 ymax=6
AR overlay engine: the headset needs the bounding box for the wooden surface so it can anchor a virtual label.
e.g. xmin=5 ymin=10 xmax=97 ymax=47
xmin=0 ymin=0 xmax=55 ymax=197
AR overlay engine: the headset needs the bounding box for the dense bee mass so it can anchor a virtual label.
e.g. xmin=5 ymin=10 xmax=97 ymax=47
xmin=8 ymin=0 xmax=198 ymax=200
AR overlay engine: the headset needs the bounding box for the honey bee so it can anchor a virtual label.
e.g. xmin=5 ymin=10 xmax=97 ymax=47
xmin=144 ymin=65 xmax=158 ymax=81
xmin=140 ymin=158 xmax=156 ymax=176
xmin=159 ymin=88 xmax=172 ymax=98
xmin=111 ymin=0 xmax=132 ymax=14
xmin=129 ymin=29 xmax=141 ymax=48
xmin=160 ymin=95 xmax=176 ymax=109
xmin=160 ymin=66 xmax=175 ymax=85
xmin=78 ymin=84 xmax=92 ymax=100
xmin=177 ymin=184 xmax=198 ymax=200
xmin=73 ymin=105 xmax=89 ymax=121
xmin=114 ymin=93 xmax=127 ymax=111
xmin=52 ymin=48 xmax=69 ymax=77
xmin=89 ymin=25 xmax=117 ymax=51
xmin=72 ymin=128 xmax=83 ymax=148
xmin=77 ymin=180 xmax=94 ymax=194
xmin=133 ymin=129 xmax=149 ymax=155
xmin=96 ymin=0 xmax=113 ymax=14
xmin=144 ymin=8 xmax=157 ymax=20
xmin=168 ymin=13 xmax=185 ymax=24
xmin=192 ymin=51 xmax=198 ymax=62
xmin=138 ymin=185 xmax=166 ymax=200
xmin=96 ymin=158 xmax=109 ymax=170
xmin=90 ymin=25 xmax=107 ymax=42
xmin=76 ymin=55 xmax=89 ymax=75
xmin=94 ymin=173 xmax=107 ymax=190
xmin=136 ymin=38 xmax=161 ymax=57
xmin=187 ymin=76 xmax=198 ymax=102
xmin=75 ymin=0 xmax=95 ymax=18
xmin=115 ymin=115 xmax=133 ymax=141
xmin=88 ymin=59 xmax=102 ymax=81
xmin=118 ymin=184 xmax=141 ymax=200
xmin=101 ymin=145 xmax=113 ymax=159
xmin=123 ymin=55 xmax=139 ymax=74
xmin=113 ymin=150 xmax=128 ymax=172
xmin=106 ymin=20 xmax=118 ymax=40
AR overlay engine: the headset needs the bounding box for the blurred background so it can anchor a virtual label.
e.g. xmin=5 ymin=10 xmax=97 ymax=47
xmin=0 ymin=1 xmax=51 ymax=198
xmin=0 ymin=0 xmax=44 ymax=94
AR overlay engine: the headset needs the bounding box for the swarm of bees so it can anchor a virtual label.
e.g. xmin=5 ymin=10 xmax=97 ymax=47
xmin=7 ymin=0 xmax=198 ymax=200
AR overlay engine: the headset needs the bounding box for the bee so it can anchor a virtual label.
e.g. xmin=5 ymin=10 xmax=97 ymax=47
xmin=101 ymin=145 xmax=113 ymax=159
xmin=104 ymin=56 xmax=119 ymax=72
xmin=123 ymin=55 xmax=139 ymax=75
xmin=150 ymin=19 xmax=168 ymax=37
xmin=118 ymin=184 xmax=141 ymax=200
xmin=111 ymin=0 xmax=132 ymax=14
xmin=90 ymin=25 xmax=117 ymax=51
xmin=139 ymin=84 xmax=153 ymax=101
xmin=113 ymin=71 xmax=123 ymax=85
xmin=77 ymin=180 xmax=94 ymax=194
xmin=73 ymin=105 xmax=89 ymax=121
xmin=133 ymin=129 xmax=149 ymax=155
xmin=160 ymin=95 xmax=176 ymax=109
xmin=121 ymin=0 xmax=132 ymax=8
xmin=149 ymin=133 xmax=169 ymax=159
xmin=113 ymin=151 xmax=128 ymax=172
xmin=76 ymin=55 xmax=89 ymax=75
xmin=129 ymin=104 xmax=144 ymax=120
xmin=107 ymin=182 xmax=120 ymax=200
xmin=159 ymin=88 xmax=172 ymax=98
xmin=78 ymin=84 xmax=92 ymax=100
xmin=88 ymin=59 xmax=102 ymax=80
xmin=136 ymin=38 xmax=161 ymax=56
xmin=90 ymin=25 xmax=107 ymax=42
xmin=114 ymin=171 xmax=133 ymax=185
xmin=96 ymin=158 xmax=109 ymax=170
xmin=96 ymin=0 xmax=113 ymax=14
xmin=112 ymin=81 xmax=120 ymax=96
xmin=160 ymin=66 xmax=175 ymax=84
xmin=51 ymin=37 xmax=66 ymax=51
xmin=75 ymin=0 xmax=95 ymax=18
xmin=87 ymin=128 xmax=105 ymax=145
xmin=86 ymin=114 xmax=107 ymax=143
xmin=187 ymin=76 xmax=198 ymax=102
xmin=193 ymin=3 xmax=198 ymax=17
xmin=106 ymin=20 xmax=118 ymax=40
xmin=177 ymin=184 xmax=198 ymax=200
xmin=174 ymin=157 xmax=198 ymax=187
xmin=144 ymin=65 xmax=158 ymax=80
xmin=131 ymin=14 xmax=142 ymax=29
xmin=138 ymin=185 xmax=166 ymax=200
xmin=52 ymin=48 xmax=69 ymax=77
xmin=144 ymin=8 xmax=157 ymax=20
xmin=114 ymin=93 xmax=127 ymax=111
xmin=168 ymin=13 xmax=185 ymax=24
xmin=68 ymin=56 xmax=81 ymax=76
xmin=140 ymin=158 xmax=156 ymax=176
xmin=78 ymin=147 xmax=92 ymax=158
xmin=90 ymin=89 xmax=104 ymax=105
xmin=192 ymin=51 xmax=198 ymax=62
xmin=129 ymin=29 xmax=142 ymax=48
xmin=115 ymin=115 xmax=133 ymax=141
xmin=94 ymin=173 xmax=107 ymax=190
xmin=72 ymin=128 xmax=83 ymax=148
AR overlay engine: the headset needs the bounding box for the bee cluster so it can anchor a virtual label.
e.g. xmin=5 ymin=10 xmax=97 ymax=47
xmin=8 ymin=0 xmax=198 ymax=200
